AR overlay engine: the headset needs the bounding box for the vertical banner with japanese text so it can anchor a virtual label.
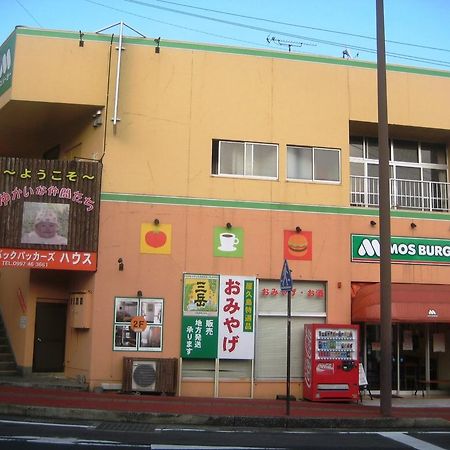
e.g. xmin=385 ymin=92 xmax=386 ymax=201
xmin=181 ymin=274 xmax=219 ymax=359
xmin=218 ymin=275 xmax=256 ymax=360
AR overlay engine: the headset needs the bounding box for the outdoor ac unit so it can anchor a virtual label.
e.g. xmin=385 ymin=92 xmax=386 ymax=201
xmin=131 ymin=360 xmax=157 ymax=392
xmin=122 ymin=357 xmax=177 ymax=394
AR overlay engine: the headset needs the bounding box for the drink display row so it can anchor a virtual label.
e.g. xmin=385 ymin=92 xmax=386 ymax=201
xmin=316 ymin=350 xmax=354 ymax=360
xmin=316 ymin=329 xmax=356 ymax=360
xmin=317 ymin=330 xmax=354 ymax=339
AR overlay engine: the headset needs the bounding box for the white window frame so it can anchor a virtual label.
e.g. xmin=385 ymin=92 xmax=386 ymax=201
xmin=213 ymin=140 xmax=279 ymax=180
xmin=350 ymin=137 xmax=448 ymax=182
xmin=286 ymin=145 xmax=341 ymax=184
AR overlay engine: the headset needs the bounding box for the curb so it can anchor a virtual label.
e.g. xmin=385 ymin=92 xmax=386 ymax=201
xmin=0 ymin=405 xmax=449 ymax=429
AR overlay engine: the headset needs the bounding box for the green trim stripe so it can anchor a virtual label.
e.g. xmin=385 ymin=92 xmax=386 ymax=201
xmin=13 ymin=27 xmax=450 ymax=79
xmin=100 ymin=192 xmax=450 ymax=221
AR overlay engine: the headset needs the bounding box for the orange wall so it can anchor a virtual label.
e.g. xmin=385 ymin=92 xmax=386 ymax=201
xmin=87 ymin=200 xmax=450 ymax=389
xmin=1 ymin=30 xmax=450 ymax=394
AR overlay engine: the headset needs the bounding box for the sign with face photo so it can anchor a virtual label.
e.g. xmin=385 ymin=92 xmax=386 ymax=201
xmin=0 ymin=157 xmax=102 ymax=271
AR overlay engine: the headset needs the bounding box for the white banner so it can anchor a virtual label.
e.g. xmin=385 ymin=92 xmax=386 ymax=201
xmin=218 ymin=275 xmax=256 ymax=359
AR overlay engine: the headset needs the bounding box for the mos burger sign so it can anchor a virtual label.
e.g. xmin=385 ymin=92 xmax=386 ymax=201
xmin=284 ymin=230 xmax=312 ymax=261
xmin=351 ymin=234 xmax=450 ymax=265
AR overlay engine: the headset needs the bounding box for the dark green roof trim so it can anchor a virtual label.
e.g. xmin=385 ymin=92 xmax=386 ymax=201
xmin=100 ymin=192 xmax=450 ymax=221
xmin=14 ymin=27 xmax=450 ymax=79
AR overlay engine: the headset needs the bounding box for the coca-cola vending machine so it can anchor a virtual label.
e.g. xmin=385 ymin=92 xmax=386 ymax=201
xmin=303 ymin=323 xmax=359 ymax=402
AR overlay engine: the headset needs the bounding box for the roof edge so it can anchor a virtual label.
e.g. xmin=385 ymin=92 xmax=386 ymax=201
xmin=11 ymin=26 xmax=450 ymax=79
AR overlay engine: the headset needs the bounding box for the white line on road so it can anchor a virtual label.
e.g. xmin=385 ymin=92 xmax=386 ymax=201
xmin=379 ymin=432 xmax=447 ymax=450
xmin=0 ymin=418 xmax=95 ymax=429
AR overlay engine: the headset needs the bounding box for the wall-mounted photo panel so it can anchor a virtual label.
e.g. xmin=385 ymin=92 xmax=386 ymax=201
xmin=114 ymin=297 xmax=164 ymax=352
xmin=138 ymin=326 xmax=162 ymax=351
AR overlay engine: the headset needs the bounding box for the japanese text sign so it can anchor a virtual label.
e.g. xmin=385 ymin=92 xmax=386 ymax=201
xmin=218 ymin=275 xmax=256 ymax=360
xmin=0 ymin=248 xmax=97 ymax=271
xmin=181 ymin=274 xmax=219 ymax=359
xmin=181 ymin=273 xmax=256 ymax=360
xmin=0 ymin=157 xmax=102 ymax=270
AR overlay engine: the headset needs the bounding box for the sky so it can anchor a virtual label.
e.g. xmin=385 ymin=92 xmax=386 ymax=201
xmin=1 ymin=0 xmax=449 ymax=70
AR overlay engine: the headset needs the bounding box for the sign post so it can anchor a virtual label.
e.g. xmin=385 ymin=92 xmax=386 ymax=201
xmin=280 ymin=259 xmax=293 ymax=416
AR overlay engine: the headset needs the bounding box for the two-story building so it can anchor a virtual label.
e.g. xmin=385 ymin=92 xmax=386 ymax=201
xmin=0 ymin=26 xmax=449 ymax=399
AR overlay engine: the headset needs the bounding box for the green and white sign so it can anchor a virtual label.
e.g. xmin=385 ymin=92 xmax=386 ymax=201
xmin=0 ymin=33 xmax=15 ymax=97
xmin=352 ymin=234 xmax=450 ymax=265
xmin=181 ymin=274 xmax=219 ymax=359
xmin=181 ymin=316 xmax=219 ymax=359
xmin=181 ymin=273 xmax=256 ymax=359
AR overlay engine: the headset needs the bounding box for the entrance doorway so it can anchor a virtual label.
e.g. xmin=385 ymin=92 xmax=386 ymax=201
xmin=362 ymin=323 xmax=443 ymax=393
xmin=33 ymin=301 xmax=67 ymax=372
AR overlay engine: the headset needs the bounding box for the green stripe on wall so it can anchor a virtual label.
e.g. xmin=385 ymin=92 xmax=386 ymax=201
xmin=14 ymin=27 xmax=450 ymax=79
xmin=100 ymin=192 xmax=450 ymax=221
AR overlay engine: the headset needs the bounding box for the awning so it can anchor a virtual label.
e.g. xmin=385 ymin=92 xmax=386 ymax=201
xmin=351 ymin=283 xmax=450 ymax=323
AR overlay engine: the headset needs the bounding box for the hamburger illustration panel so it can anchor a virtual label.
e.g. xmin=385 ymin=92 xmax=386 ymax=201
xmin=284 ymin=230 xmax=312 ymax=260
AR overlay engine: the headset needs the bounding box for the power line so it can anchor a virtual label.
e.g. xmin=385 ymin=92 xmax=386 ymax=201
xmin=149 ymin=0 xmax=450 ymax=54
xmin=122 ymin=0 xmax=450 ymax=68
xmin=84 ymin=0 xmax=267 ymax=48
xmin=15 ymin=0 xmax=43 ymax=27
xmin=84 ymin=0 xmax=450 ymax=68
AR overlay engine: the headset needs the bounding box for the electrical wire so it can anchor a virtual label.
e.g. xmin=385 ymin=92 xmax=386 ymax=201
xmin=15 ymin=0 xmax=43 ymax=27
xmin=148 ymin=0 xmax=450 ymax=54
xmin=84 ymin=0 xmax=267 ymax=48
xmin=122 ymin=0 xmax=450 ymax=68
xmin=85 ymin=0 xmax=450 ymax=68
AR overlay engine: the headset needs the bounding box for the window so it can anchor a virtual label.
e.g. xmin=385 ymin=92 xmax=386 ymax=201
xmin=350 ymin=136 xmax=448 ymax=211
xmin=393 ymin=140 xmax=418 ymax=163
xmin=421 ymin=143 xmax=447 ymax=164
xmin=181 ymin=359 xmax=252 ymax=380
xmin=255 ymin=280 xmax=326 ymax=380
xmin=114 ymin=297 xmax=163 ymax=351
xmin=212 ymin=140 xmax=278 ymax=179
xmin=287 ymin=145 xmax=340 ymax=182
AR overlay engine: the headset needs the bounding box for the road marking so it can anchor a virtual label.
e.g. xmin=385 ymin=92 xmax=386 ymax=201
xmin=152 ymin=447 xmax=266 ymax=449
xmin=0 ymin=436 xmax=150 ymax=447
xmin=0 ymin=418 xmax=94 ymax=429
xmin=379 ymin=432 xmax=447 ymax=450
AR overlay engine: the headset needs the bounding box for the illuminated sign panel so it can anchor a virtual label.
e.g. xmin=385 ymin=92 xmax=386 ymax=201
xmin=351 ymin=234 xmax=450 ymax=265
xmin=0 ymin=157 xmax=102 ymax=271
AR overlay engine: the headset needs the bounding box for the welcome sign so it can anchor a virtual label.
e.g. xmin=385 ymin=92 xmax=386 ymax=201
xmin=0 ymin=157 xmax=102 ymax=271
xmin=351 ymin=234 xmax=450 ymax=265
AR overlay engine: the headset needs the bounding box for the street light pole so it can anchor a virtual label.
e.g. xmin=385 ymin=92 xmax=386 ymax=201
xmin=376 ymin=0 xmax=392 ymax=417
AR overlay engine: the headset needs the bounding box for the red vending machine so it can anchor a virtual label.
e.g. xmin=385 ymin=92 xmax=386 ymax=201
xmin=303 ymin=323 xmax=359 ymax=402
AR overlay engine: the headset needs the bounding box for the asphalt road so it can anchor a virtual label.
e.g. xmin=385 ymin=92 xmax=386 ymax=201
xmin=0 ymin=418 xmax=449 ymax=449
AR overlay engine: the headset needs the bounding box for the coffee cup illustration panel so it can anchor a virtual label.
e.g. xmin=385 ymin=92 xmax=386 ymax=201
xmin=214 ymin=227 xmax=244 ymax=257
xmin=218 ymin=232 xmax=239 ymax=251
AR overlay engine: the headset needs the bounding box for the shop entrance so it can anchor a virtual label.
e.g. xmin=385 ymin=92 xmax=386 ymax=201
xmin=33 ymin=301 xmax=67 ymax=372
xmin=363 ymin=323 xmax=446 ymax=393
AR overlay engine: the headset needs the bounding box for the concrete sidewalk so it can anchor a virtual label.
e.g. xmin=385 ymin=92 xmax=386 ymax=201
xmin=0 ymin=379 xmax=448 ymax=429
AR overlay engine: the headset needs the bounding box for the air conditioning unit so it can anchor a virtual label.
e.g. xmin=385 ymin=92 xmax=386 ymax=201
xmin=131 ymin=360 xmax=157 ymax=392
xmin=122 ymin=358 xmax=178 ymax=394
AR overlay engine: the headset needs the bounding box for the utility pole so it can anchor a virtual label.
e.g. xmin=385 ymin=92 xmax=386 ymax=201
xmin=376 ymin=0 xmax=392 ymax=417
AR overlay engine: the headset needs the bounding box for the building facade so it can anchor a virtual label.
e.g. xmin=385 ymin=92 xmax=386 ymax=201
xmin=0 ymin=26 xmax=449 ymax=398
